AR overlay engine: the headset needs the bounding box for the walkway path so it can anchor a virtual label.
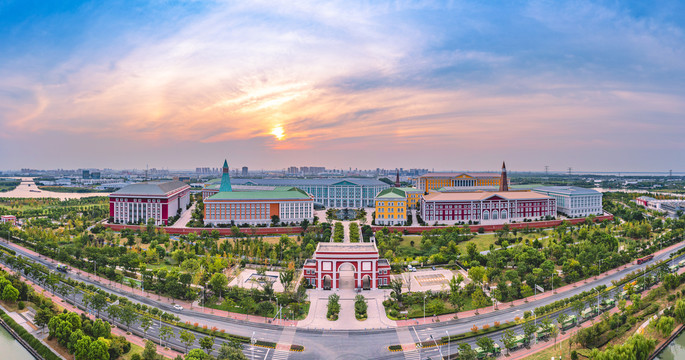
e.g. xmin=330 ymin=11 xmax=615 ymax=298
xmin=298 ymin=289 xmax=394 ymax=330
xmin=168 ymin=203 xmax=195 ymax=228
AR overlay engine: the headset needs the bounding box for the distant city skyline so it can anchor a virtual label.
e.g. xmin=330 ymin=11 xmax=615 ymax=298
xmin=1 ymin=1 xmax=684 ymax=171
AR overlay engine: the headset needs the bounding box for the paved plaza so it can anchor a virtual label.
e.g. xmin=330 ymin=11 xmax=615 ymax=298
xmin=299 ymin=288 xmax=395 ymax=330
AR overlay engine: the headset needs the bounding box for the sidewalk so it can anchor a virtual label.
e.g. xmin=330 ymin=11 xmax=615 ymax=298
xmin=0 ymin=263 xmax=183 ymax=359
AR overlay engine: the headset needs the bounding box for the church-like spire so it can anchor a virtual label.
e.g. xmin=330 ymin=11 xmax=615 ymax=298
xmin=499 ymin=161 xmax=509 ymax=192
xmin=219 ymin=159 xmax=232 ymax=192
xmin=394 ymin=169 xmax=401 ymax=187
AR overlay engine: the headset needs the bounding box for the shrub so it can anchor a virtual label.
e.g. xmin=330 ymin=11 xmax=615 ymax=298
xmin=482 ymin=324 xmax=490 ymax=331
xmin=18 ymin=301 xmax=25 ymax=310
xmin=471 ymin=325 xmax=478 ymax=333
xmin=494 ymin=321 xmax=500 ymax=328
xmin=131 ymin=353 xmax=141 ymax=360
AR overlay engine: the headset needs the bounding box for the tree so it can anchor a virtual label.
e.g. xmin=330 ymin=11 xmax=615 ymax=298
xmin=476 ymin=336 xmax=494 ymax=353
xmin=140 ymin=314 xmax=153 ymax=340
xmin=271 ymin=215 xmax=280 ymax=227
xmin=572 ymin=300 xmax=584 ymax=322
xmin=209 ymin=273 xmax=228 ymax=300
xmin=2 ymin=284 xmax=19 ymax=302
xmin=119 ymin=304 xmax=138 ymax=332
xmin=327 ymin=293 xmax=341 ymax=320
xmin=501 ymin=329 xmax=516 ymax=355
xmin=471 ymin=289 xmax=489 ymax=309
xmin=390 ymin=278 xmax=403 ymax=305
xmin=655 ymin=316 xmax=675 ymax=337
xmin=34 ymin=308 xmax=54 ymax=334
xmin=74 ymin=335 xmax=93 ymax=360
xmin=142 ymin=340 xmax=158 ymax=360
xmin=159 ymin=325 xmax=174 ymax=349
xmin=550 ymin=322 xmax=560 ymax=349
xmin=91 ymin=319 xmax=111 ymax=339
xmin=523 ymin=320 xmax=537 ymax=342
xmin=457 ymin=343 xmax=477 ymax=360
xmin=180 ymin=329 xmax=196 ymax=354
xmin=199 ymin=335 xmax=216 ymax=355
xmin=279 ymin=269 xmax=295 ymax=293
xmin=89 ymin=293 xmax=108 ymax=318
xmin=186 ymin=349 xmax=210 ymax=360
xmin=88 ymin=338 xmax=110 ymax=360
xmin=217 ymin=342 xmax=247 ymax=360
xmin=673 ymin=299 xmax=685 ymax=323
xmin=106 ymin=305 xmax=120 ymax=323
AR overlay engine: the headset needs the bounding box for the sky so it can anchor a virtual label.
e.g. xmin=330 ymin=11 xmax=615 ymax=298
xmin=0 ymin=0 xmax=684 ymax=172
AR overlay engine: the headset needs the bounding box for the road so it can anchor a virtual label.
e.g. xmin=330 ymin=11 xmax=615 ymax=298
xmin=1 ymin=237 xmax=683 ymax=359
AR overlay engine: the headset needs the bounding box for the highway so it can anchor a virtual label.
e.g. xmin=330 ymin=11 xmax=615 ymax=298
xmin=1 ymin=237 xmax=683 ymax=360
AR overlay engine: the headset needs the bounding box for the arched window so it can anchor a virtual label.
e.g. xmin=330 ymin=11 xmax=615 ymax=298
xmin=492 ymin=210 xmax=499 ymax=220
xmin=501 ymin=210 xmax=508 ymax=219
xmin=483 ymin=210 xmax=490 ymax=220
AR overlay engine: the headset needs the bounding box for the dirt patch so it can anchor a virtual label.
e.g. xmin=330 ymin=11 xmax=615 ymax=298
xmin=44 ymin=336 xmax=72 ymax=359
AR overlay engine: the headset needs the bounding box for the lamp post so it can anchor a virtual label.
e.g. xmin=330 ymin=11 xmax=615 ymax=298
xmin=250 ymin=332 xmax=256 ymax=360
xmin=423 ymin=294 xmax=427 ymax=323
xmin=430 ymin=335 xmax=443 ymax=359
xmin=446 ymin=330 xmax=450 ymax=360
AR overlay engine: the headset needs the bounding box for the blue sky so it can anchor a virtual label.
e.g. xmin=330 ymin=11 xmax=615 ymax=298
xmin=0 ymin=0 xmax=684 ymax=172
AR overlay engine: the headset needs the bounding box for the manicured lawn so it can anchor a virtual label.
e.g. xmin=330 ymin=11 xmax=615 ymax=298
xmin=400 ymin=232 xmax=546 ymax=254
xmin=121 ymin=343 xmax=145 ymax=360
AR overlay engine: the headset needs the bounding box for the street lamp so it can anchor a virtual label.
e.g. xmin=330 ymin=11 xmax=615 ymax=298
xmin=430 ymin=335 xmax=443 ymax=359
xmin=423 ymin=294 xmax=427 ymax=323
xmin=446 ymin=330 xmax=450 ymax=360
xmin=250 ymin=331 xmax=256 ymax=360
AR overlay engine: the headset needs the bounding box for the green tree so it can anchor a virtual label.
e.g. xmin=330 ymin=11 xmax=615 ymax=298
xmin=655 ymin=316 xmax=675 ymax=337
xmin=89 ymin=293 xmax=108 ymax=318
xmin=74 ymin=335 xmax=93 ymax=360
xmin=673 ymin=299 xmax=685 ymax=323
xmin=455 ymin=343 xmax=475 ymax=360
xmin=140 ymin=314 xmax=153 ymax=340
xmin=34 ymin=307 xmax=54 ymax=334
xmin=91 ymin=319 xmax=111 ymax=339
xmin=186 ymin=349 xmax=210 ymax=360
xmin=476 ymin=336 xmax=494 ymax=353
xmin=557 ymin=313 xmax=569 ymax=331
xmin=217 ymin=342 xmax=247 ymax=359
xmin=209 ymin=273 xmax=228 ymax=300
xmin=180 ymin=329 xmax=196 ymax=354
xmin=279 ymin=269 xmax=295 ymax=292
xmin=471 ymin=289 xmax=490 ymax=309
xmin=142 ymin=340 xmax=158 ymax=360
xmin=523 ymin=320 xmax=537 ymax=342
xmin=390 ymin=279 xmax=403 ymax=305
xmin=159 ymin=325 xmax=174 ymax=349
xmin=118 ymin=304 xmax=138 ymax=332
xmin=88 ymin=338 xmax=110 ymax=360
xmin=2 ymin=284 xmax=19 ymax=302
xmin=501 ymin=329 xmax=516 ymax=355
xmin=327 ymin=293 xmax=341 ymax=320
xmin=199 ymin=335 xmax=216 ymax=356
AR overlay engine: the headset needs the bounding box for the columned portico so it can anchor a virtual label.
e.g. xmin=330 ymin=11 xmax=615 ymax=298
xmin=303 ymin=243 xmax=390 ymax=290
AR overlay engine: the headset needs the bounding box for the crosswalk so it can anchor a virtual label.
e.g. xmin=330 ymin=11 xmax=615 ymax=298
xmin=271 ymin=349 xmax=290 ymax=360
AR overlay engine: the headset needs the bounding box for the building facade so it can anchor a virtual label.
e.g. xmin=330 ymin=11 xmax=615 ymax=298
xmin=204 ymin=178 xmax=389 ymax=208
xmin=203 ymin=160 xmax=314 ymax=226
xmin=533 ymin=186 xmax=603 ymax=218
xmin=1 ymin=215 xmax=16 ymax=225
xmin=303 ymin=243 xmax=391 ymax=290
xmin=416 ymin=172 xmax=503 ymax=192
xmin=109 ymin=181 xmax=191 ymax=225
xmin=374 ymin=188 xmax=407 ymax=226
xmin=421 ymin=191 xmax=556 ymax=225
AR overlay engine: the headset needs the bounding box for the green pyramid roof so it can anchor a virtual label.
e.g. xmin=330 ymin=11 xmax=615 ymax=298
xmin=219 ymin=159 xmax=232 ymax=192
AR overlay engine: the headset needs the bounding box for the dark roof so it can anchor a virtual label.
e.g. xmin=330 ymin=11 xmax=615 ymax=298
xmin=533 ymin=186 xmax=601 ymax=196
xmin=111 ymin=181 xmax=189 ymax=196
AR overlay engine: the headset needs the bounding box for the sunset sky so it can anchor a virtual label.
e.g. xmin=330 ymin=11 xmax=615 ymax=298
xmin=1 ymin=1 xmax=684 ymax=172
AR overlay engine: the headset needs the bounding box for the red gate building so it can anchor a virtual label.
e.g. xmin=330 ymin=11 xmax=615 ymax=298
xmin=303 ymin=243 xmax=391 ymax=290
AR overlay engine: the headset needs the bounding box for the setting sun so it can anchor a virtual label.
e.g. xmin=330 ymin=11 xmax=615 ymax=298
xmin=271 ymin=125 xmax=285 ymax=140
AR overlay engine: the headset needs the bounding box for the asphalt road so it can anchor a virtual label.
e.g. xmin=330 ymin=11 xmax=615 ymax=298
xmin=1 ymin=238 xmax=683 ymax=360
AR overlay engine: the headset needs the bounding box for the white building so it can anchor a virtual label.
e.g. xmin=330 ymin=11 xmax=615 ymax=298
xmin=533 ymin=186 xmax=603 ymax=218
xmin=109 ymin=181 xmax=191 ymax=225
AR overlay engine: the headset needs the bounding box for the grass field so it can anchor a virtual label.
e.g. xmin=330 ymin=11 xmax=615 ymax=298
xmin=399 ymin=232 xmax=547 ymax=253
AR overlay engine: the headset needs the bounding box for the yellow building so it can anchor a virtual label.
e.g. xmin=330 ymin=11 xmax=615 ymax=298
xmin=374 ymin=188 xmax=407 ymax=225
xmin=399 ymin=187 xmax=423 ymax=209
xmin=417 ymin=172 xmax=502 ymax=192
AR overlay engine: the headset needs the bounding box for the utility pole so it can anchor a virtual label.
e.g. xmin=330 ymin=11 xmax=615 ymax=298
xmin=544 ymin=165 xmax=549 ymax=176
xmin=568 ymin=167 xmax=572 ymax=176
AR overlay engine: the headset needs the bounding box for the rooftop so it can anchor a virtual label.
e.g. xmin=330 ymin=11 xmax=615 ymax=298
xmin=315 ymin=242 xmax=378 ymax=253
xmin=419 ymin=172 xmax=499 ymax=179
xmin=206 ymin=187 xmax=311 ymax=201
xmin=375 ymin=188 xmax=407 ymax=199
xmin=423 ymin=190 xmax=553 ymax=202
xmin=207 ymin=177 xmax=388 ymax=187
xmin=533 ymin=186 xmax=601 ymax=196
xmin=111 ymin=180 xmax=189 ymax=196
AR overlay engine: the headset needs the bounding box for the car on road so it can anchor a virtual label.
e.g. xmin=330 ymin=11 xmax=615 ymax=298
xmin=173 ymin=304 xmax=183 ymax=311
xmin=431 ymin=266 xmax=436 ymax=271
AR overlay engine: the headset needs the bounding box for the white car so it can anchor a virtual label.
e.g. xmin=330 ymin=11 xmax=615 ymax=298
xmin=173 ymin=304 xmax=183 ymax=311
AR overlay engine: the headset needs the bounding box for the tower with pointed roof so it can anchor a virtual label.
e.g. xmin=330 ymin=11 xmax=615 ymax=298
xmin=219 ymin=159 xmax=232 ymax=192
xmin=499 ymin=161 xmax=509 ymax=192
xmin=394 ymin=169 xmax=401 ymax=187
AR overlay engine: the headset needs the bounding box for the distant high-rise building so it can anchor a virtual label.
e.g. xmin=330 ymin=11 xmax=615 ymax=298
xmin=242 ymin=166 xmax=248 ymax=176
xmin=91 ymin=172 xmax=101 ymax=179
xmin=287 ymin=166 xmax=299 ymax=174
xmin=82 ymin=170 xmax=90 ymax=179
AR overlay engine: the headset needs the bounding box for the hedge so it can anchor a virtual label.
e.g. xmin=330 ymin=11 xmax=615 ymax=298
xmin=0 ymin=309 xmax=61 ymax=360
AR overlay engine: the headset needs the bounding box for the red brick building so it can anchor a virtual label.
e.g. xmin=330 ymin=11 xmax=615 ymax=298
xmin=303 ymin=243 xmax=391 ymax=290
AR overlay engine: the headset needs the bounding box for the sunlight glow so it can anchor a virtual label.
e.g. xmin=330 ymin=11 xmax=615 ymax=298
xmin=271 ymin=125 xmax=285 ymax=140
